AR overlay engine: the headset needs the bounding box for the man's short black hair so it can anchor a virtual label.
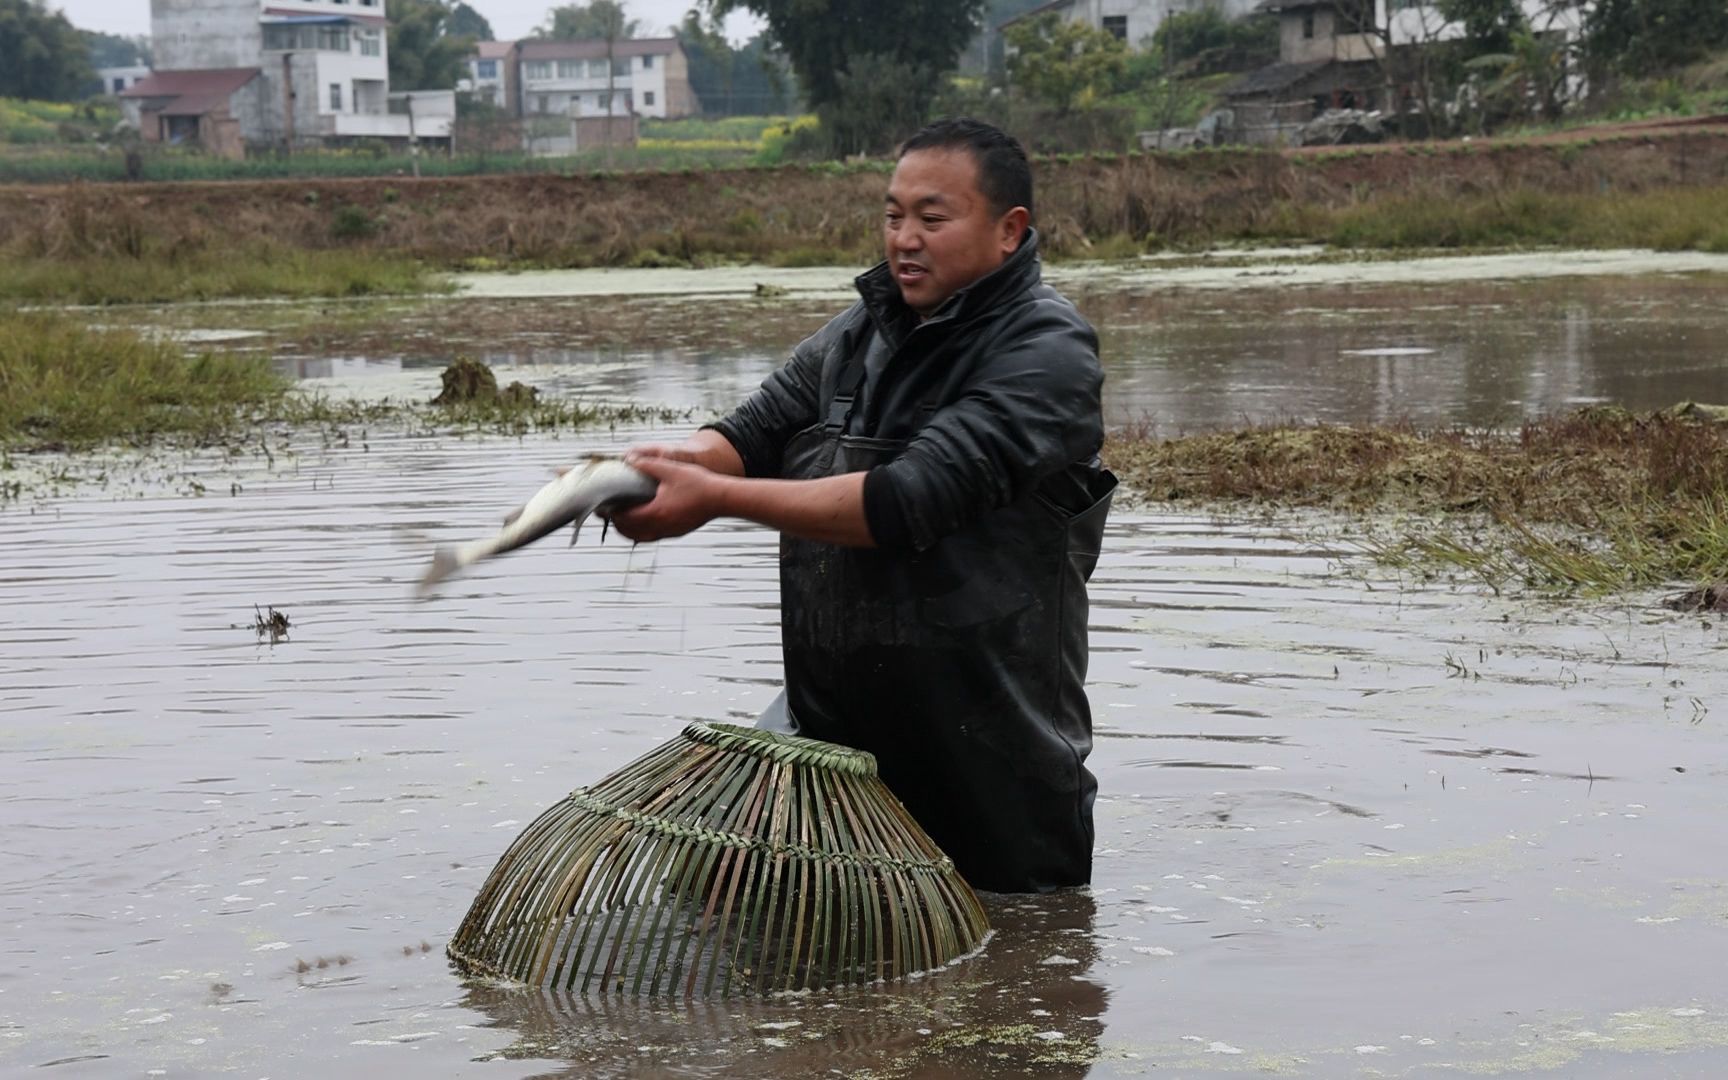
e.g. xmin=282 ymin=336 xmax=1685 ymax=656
xmin=898 ymin=117 xmax=1034 ymax=224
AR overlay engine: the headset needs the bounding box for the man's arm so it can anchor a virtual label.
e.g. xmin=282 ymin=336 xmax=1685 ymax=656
xmin=609 ymin=456 xmax=874 ymax=548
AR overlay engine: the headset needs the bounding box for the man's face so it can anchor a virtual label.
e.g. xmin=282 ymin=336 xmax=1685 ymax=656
xmin=884 ymin=148 xmax=1027 ymax=318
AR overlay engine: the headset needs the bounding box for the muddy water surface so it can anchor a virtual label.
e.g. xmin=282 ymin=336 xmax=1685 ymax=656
xmin=4 ymin=423 xmax=1727 ymax=1077
xmin=238 ymin=267 xmax=1728 ymax=429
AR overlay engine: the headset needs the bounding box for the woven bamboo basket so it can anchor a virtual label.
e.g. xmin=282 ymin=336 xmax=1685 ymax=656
xmin=449 ymin=721 xmax=990 ymax=996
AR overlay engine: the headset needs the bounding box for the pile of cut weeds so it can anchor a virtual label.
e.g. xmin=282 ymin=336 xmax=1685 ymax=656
xmin=1103 ymin=406 xmax=1728 ymax=594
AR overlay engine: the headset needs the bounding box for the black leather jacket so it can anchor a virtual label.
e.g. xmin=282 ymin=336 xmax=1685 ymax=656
xmin=711 ymin=231 xmax=1115 ymax=892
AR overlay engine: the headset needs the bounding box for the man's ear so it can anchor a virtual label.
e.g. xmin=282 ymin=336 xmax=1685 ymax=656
xmin=999 ymin=206 xmax=1031 ymax=254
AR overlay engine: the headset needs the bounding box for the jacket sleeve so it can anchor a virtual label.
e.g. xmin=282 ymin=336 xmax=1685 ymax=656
xmin=705 ymin=327 xmax=830 ymax=479
xmin=863 ymin=300 xmax=1103 ymax=553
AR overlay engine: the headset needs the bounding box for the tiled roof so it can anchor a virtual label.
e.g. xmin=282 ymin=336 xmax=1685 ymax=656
xmin=1223 ymin=60 xmax=1332 ymax=97
xmin=997 ymin=0 xmax=1076 ymax=31
xmin=515 ymin=37 xmax=680 ymax=61
xmin=119 ymin=68 xmax=261 ymax=101
xmin=262 ymin=6 xmax=386 ymax=27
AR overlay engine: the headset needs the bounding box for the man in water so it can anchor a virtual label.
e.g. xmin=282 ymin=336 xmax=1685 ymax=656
xmin=612 ymin=118 xmax=1114 ymax=893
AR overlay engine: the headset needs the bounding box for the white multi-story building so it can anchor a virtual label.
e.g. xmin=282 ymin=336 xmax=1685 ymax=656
xmin=96 ymin=65 xmax=153 ymax=95
xmin=512 ymin=38 xmax=697 ymax=121
xmin=121 ymin=0 xmax=452 ymax=152
xmin=458 ymin=38 xmax=700 ymax=155
xmin=463 ymin=40 xmax=514 ymax=108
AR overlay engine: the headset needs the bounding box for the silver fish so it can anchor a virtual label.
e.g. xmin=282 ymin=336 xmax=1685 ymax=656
xmin=417 ymin=457 xmax=657 ymax=595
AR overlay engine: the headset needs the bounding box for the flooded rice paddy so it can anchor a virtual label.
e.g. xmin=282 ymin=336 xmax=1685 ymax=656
xmin=237 ymin=257 xmax=1728 ymax=430
xmin=5 ymin=257 xmax=1728 ymax=1076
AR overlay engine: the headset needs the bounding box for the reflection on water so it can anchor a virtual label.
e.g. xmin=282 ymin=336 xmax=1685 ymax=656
xmin=4 ymin=428 xmax=1727 ymax=1076
xmin=460 ymin=892 xmax=1105 ymax=1078
xmin=269 ymin=274 xmax=1728 ymax=429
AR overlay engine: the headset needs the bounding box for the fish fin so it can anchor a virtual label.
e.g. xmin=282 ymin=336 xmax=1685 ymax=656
xmin=417 ymin=544 xmax=463 ymax=597
xmin=502 ymin=506 xmax=524 ymax=527
xmin=568 ymin=510 xmax=592 ymax=547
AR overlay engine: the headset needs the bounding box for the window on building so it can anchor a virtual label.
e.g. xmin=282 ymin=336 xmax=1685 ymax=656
xmin=316 ymin=26 xmax=349 ymax=51
xmin=329 ymin=82 xmax=343 ymax=111
xmin=536 ymin=94 xmax=550 ymax=113
xmin=557 ymin=60 xmax=581 ymax=78
xmin=1101 ymin=15 xmax=1127 ymax=40
xmin=1302 ymin=11 xmax=1315 ymax=38
xmin=525 ymin=61 xmax=551 ymax=79
xmin=643 ymin=90 xmax=655 ymax=106
xmin=113 ymin=77 xmax=126 ymax=93
xmin=588 ymin=58 xmax=608 ymax=78
xmin=358 ymin=29 xmax=380 ymax=57
xmin=476 ymin=60 xmax=497 ymax=78
xmin=613 ymin=57 xmax=629 ymax=76
xmin=641 ymin=54 xmax=654 ymax=69
xmin=264 ymin=24 xmax=313 ymax=50
xmin=599 ymin=92 xmax=611 ymax=110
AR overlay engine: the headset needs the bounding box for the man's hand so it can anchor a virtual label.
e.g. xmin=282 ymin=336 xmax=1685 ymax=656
xmin=608 ymin=454 xmax=724 ymax=543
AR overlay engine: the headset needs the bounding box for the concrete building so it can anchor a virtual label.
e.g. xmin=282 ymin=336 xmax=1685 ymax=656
xmin=119 ymin=67 xmax=262 ymax=157
xmin=462 ymin=40 xmax=514 ymax=109
xmin=1000 ymin=0 xmax=1262 ymax=50
xmin=96 ymin=65 xmax=153 ymax=96
xmin=460 ymin=38 xmax=699 ymax=156
xmin=1220 ymin=0 xmax=1584 ymax=144
xmin=124 ymin=0 xmax=453 ymax=152
xmin=511 ymin=38 xmax=697 ymax=122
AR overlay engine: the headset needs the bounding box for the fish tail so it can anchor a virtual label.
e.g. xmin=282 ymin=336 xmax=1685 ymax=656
xmin=417 ymin=544 xmax=465 ymax=596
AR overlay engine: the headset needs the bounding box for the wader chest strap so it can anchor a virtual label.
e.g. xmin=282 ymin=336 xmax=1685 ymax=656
xmin=824 ymin=360 xmax=870 ymax=433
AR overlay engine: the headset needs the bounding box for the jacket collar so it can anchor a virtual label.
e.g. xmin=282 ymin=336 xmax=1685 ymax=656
xmin=854 ymin=228 xmax=1044 ymax=345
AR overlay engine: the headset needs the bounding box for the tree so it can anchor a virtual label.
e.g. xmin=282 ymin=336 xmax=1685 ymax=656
xmin=1436 ymin=0 xmax=1527 ymax=58
xmin=447 ymin=2 xmax=493 ymax=42
xmin=387 ymin=0 xmax=477 ymax=91
xmin=1147 ymin=8 xmax=1278 ymax=73
xmin=1004 ymin=13 xmax=1128 ymax=115
xmin=675 ymin=11 xmax=796 ymax=115
xmin=536 ymin=1 xmax=640 ymax=41
xmin=82 ymin=29 xmax=151 ymax=69
xmin=1584 ymin=0 xmax=1728 ymax=78
xmin=819 ymin=53 xmax=933 ymax=155
xmin=711 ymin=0 xmax=985 ymax=114
xmin=0 ymin=0 xmax=92 ymax=101
xmin=1464 ymin=27 xmax=1574 ymax=124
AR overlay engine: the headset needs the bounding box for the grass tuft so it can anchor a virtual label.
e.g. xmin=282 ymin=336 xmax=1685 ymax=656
xmin=0 ymin=314 xmax=692 ymax=455
xmin=1104 ymin=409 xmax=1728 ymax=594
xmin=0 ymin=311 xmax=287 ymax=447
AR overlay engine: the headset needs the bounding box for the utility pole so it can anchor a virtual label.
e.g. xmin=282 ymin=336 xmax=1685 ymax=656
xmin=605 ymin=19 xmax=618 ymax=168
xmin=282 ymin=51 xmax=295 ymax=153
xmin=408 ymin=93 xmax=420 ymax=178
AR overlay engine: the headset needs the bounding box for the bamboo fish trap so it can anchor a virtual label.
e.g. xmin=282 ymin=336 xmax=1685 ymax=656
xmin=449 ymin=721 xmax=990 ymax=996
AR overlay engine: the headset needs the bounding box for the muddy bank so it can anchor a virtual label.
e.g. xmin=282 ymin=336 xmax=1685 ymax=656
xmin=4 ymin=131 xmax=1728 ymax=281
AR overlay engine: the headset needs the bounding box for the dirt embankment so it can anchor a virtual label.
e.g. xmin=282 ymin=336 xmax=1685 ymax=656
xmin=4 ymin=129 xmax=1728 ymax=269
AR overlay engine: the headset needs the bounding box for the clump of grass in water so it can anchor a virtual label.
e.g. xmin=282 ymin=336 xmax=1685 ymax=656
xmin=1103 ymin=408 xmax=1728 ymax=595
xmin=0 ymin=311 xmax=289 ymax=448
xmin=0 ymin=315 xmax=693 ymax=456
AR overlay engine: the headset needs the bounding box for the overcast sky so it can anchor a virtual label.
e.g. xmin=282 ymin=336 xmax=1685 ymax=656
xmin=50 ymin=0 xmax=762 ymax=44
